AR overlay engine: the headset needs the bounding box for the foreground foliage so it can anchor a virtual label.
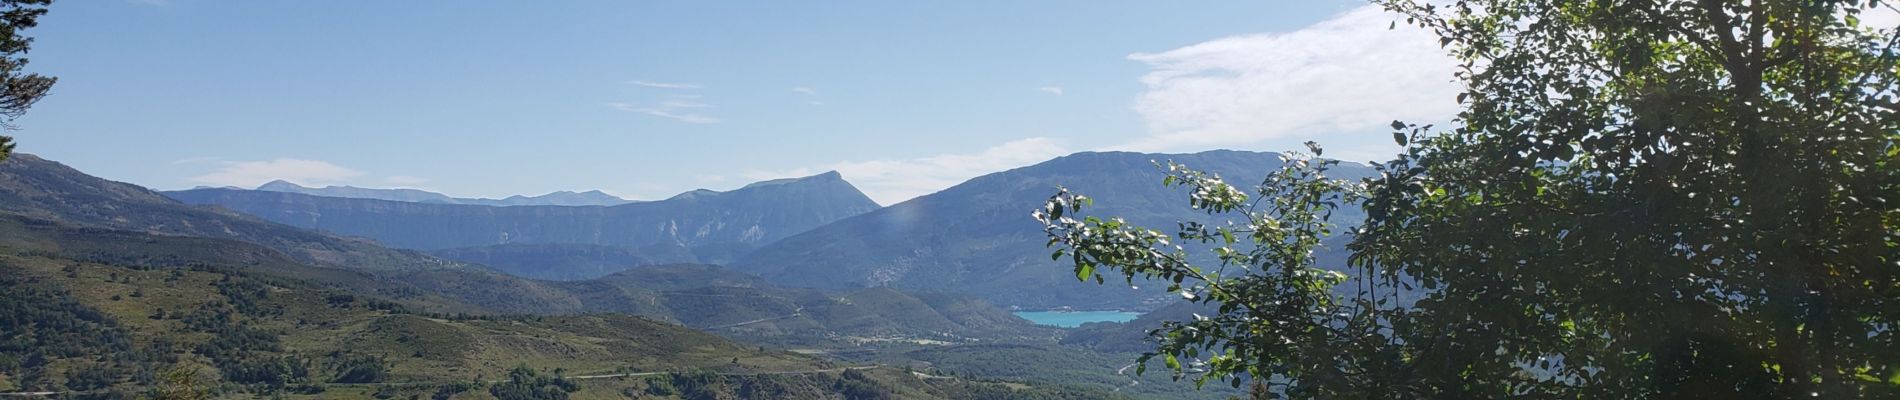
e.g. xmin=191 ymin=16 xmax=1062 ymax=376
xmin=1040 ymin=0 xmax=1900 ymax=398
xmin=0 ymin=0 xmax=53 ymax=161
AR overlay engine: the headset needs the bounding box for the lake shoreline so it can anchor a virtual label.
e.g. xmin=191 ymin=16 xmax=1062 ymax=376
xmin=1012 ymin=310 xmax=1143 ymax=328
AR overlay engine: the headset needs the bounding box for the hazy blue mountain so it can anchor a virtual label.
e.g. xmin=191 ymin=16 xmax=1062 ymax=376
xmin=0 ymin=153 xmax=457 ymax=271
xmin=730 ymin=150 xmax=1375 ymax=310
xmin=0 ymin=154 xmax=1045 ymax=341
xmin=0 ymin=158 xmax=1086 ymax=399
xmin=470 ymin=189 xmax=629 ymax=206
xmin=255 ymin=179 xmax=634 ymax=206
xmin=164 ymin=171 xmax=881 ymax=266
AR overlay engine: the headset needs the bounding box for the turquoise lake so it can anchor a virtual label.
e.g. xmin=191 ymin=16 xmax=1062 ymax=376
xmin=1012 ymin=311 xmax=1142 ymax=328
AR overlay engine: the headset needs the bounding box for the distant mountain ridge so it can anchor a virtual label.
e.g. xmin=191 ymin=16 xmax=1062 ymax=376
xmin=0 ymin=153 xmax=458 ymax=271
xmin=0 ymin=153 xmax=1046 ymax=341
xmin=730 ymin=150 xmax=1375 ymax=310
xmin=255 ymin=179 xmax=635 ymax=206
xmin=164 ymin=170 xmax=881 ymax=267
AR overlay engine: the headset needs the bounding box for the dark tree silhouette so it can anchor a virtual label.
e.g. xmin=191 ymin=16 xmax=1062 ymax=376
xmin=0 ymin=0 xmax=54 ymax=161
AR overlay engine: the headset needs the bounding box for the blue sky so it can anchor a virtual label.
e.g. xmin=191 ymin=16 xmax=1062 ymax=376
xmin=14 ymin=0 xmax=1466 ymax=204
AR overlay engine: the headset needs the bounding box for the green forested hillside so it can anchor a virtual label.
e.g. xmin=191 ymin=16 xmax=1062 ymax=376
xmin=428 ymin=242 xmax=698 ymax=281
xmin=0 ymin=246 xmax=808 ymax=397
xmin=0 ymin=221 xmax=1121 ymax=399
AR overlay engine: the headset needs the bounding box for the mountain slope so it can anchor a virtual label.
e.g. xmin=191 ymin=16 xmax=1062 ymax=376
xmin=731 ymin=150 xmax=1375 ymax=310
xmin=0 ymin=234 xmax=1110 ymax=399
xmin=0 ymin=154 xmax=1038 ymax=342
xmin=427 ymin=242 xmax=698 ymax=281
xmin=561 ymin=264 xmax=1057 ymax=341
xmin=257 ymin=179 xmax=634 ymax=206
xmin=164 ymin=171 xmax=880 ymax=265
xmin=0 ymin=154 xmax=454 ymax=271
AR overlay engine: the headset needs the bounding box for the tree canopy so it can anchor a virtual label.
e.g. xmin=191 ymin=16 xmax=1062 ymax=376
xmin=1039 ymin=0 xmax=1900 ymax=398
xmin=0 ymin=0 xmax=53 ymax=162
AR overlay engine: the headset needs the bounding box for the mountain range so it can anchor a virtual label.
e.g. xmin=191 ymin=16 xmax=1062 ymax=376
xmin=252 ymin=179 xmax=636 ymax=206
xmin=0 ymin=151 xmax=1292 ymax=398
xmin=0 ymin=154 xmax=454 ymax=272
xmin=730 ymin=150 xmax=1374 ymax=310
xmin=163 ymin=171 xmax=880 ymax=274
xmin=0 ymin=153 xmax=1045 ymax=340
xmin=160 ymin=149 xmax=1371 ymax=311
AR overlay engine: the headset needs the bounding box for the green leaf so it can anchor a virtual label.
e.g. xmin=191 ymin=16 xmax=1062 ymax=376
xmin=1075 ymin=263 xmax=1095 ymax=282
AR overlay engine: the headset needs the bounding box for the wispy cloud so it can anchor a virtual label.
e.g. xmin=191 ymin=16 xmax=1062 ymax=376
xmin=658 ymin=100 xmax=709 ymax=109
xmin=188 ymin=159 xmax=364 ymax=188
xmin=744 ymin=137 xmax=1068 ymax=205
xmin=626 ymin=80 xmax=702 ymax=89
xmin=611 ymin=101 xmax=722 ymax=124
xmin=170 ymin=156 xmax=222 ymax=165
xmin=1037 ymin=86 xmax=1064 ymax=96
xmin=789 ymin=86 xmax=824 ymax=105
xmin=1116 ymin=5 xmax=1459 ymax=160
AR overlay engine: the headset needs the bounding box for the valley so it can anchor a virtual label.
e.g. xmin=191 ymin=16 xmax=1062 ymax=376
xmin=8 ymin=1 xmax=1890 ymax=397
xmin=0 ymin=152 xmax=1254 ymax=399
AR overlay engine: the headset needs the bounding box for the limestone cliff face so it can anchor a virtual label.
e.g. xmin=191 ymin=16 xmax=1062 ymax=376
xmin=164 ymin=171 xmax=879 ymax=264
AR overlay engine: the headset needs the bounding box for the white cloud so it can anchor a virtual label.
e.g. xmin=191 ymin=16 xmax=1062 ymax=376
xmin=744 ymin=137 xmax=1069 ymax=205
xmin=383 ymin=175 xmax=429 ymax=187
xmin=1118 ymin=5 xmax=1458 ymax=158
xmin=189 ymin=159 xmax=364 ymax=188
xmin=611 ymin=101 xmax=722 ymax=124
xmin=1037 ymin=86 xmax=1065 ymax=96
xmin=658 ymin=100 xmax=710 ymax=109
xmin=627 ymin=80 xmax=701 ymax=89
xmin=791 ymin=87 xmax=819 ymax=96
